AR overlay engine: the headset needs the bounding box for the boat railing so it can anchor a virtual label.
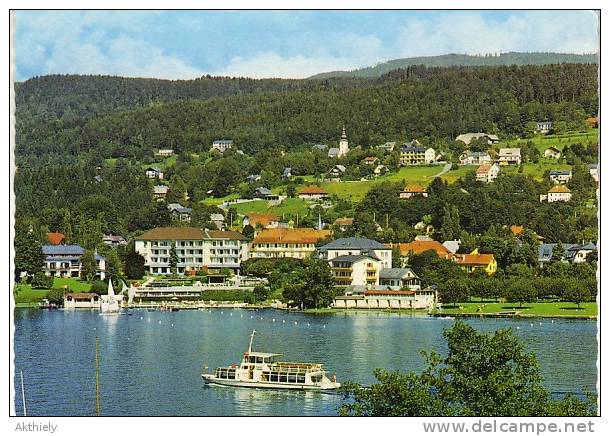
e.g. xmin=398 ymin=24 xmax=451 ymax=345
xmin=272 ymin=362 xmax=323 ymax=371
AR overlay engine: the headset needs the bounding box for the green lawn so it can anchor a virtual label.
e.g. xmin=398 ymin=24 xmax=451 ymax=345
xmin=13 ymin=277 xmax=92 ymax=305
xmin=230 ymin=197 xmax=311 ymax=220
xmin=440 ymin=301 xmax=597 ymax=317
xmin=501 ymin=162 xmax=573 ymax=181
xmin=499 ymin=130 xmax=598 ymax=153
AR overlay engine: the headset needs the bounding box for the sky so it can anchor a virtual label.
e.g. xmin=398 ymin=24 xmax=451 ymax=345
xmin=13 ymin=10 xmax=599 ymax=81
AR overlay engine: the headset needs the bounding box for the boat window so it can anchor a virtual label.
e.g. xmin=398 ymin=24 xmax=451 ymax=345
xmin=256 ymin=357 xmax=263 ymax=364
xmin=287 ymin=375 xmax=297 ymax=383
xmin=311 ymin=374 xmax=322 ymax=383
xmin=279 ymin=375 xmax=287 ymax=383
xmin=249 ymin=356 xmax=256 ymax=364
xmin=297 ymin=376 xmax=306 ymax=384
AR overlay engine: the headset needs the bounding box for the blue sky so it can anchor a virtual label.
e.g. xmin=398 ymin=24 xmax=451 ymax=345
xmin=14 ymin=10 xmax=599 ymax=80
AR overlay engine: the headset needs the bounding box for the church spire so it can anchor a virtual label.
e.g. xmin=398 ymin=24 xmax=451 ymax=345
xmin=341 ymin=124 xmax=347 ymax=139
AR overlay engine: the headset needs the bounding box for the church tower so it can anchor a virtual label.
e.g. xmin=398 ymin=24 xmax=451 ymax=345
xmin=338 ymin=125 xmax=349 ymax=157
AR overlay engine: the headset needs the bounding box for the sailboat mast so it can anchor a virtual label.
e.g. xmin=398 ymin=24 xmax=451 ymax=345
xmin=95 ymin=337 xmax=101 ymax=416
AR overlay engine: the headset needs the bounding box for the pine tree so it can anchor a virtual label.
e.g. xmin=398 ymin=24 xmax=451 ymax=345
xmin=80 ymin=249 xmax=97 ymax=282
xmin=169 ymin=242 xmax=179 ymax=275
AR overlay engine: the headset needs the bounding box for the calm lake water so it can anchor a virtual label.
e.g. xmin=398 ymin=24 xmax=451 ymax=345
xmin=13 ymin=308 xmax=598 ymax=416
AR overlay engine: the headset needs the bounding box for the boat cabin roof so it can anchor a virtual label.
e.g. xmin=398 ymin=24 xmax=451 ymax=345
xmin=245 ymin=352 xmax=282 ymax=358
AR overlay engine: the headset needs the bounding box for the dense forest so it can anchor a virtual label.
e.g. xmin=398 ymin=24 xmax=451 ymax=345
xmin=308 ymin=52 xmax=598 ymax=79
xmin=16 ymin=64 xmax=597 ymax=166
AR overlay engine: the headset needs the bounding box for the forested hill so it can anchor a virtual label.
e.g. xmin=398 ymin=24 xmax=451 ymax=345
xmin=15 ymin=64 xmax=597 ymax=167
xmin=308 ymin=52 xmax=598 ymax=79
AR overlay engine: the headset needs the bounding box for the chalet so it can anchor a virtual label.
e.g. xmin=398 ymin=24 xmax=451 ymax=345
xmin=378 ymin=142 xmax=396 ymax=152
xmin=541 ymin=185 xmax=572 ymax=203
xmin=246 ymin=174 xmax=261 ymax=184
xmin=362 ymin=156 xmax=379 ymax=165
xmin=298 ymin=186 xmax=329 ymax=201
xmin=498 ymin=148 xmax=522 ymax=165
xmin=43 ymin=245 xmax=106 ymax=279
xmin=153 ymin=185 xmax=169 ymax=200
xmin=451 ymin=250 xmax=497 ymax=275
xmin=459 ymin=151 xmax=492 ymax=165
xmin=145 ymin=167 xmax=164 ymax=179
xmin=455 ymin=133 xmax=499 ymax=145
xmin=399 ymin=184 xmax=428 ymax=199
xmin=334 ymin=217 xmax=354 ymax=232
xmin=400 ymin=143 xmax=435 ymax=165
xmin=157 ymin=149 xmax=175 ymax=157
xmin=103 ymin=235 xmax=127 ymax=247
xmin=538 ymin=243 xmax=597 ymax=267
xmin=319 ymin=237 xmax=392 ymax=269
xmin=536 ymin=121 xmax=553 ymax=133
xmin=47 ymin=232 xmax=65 ymax=245
xmin=250 ymin=228 xmax=330 ymax=259
xmin=549 ymin=169 xmax=572 ymax=184
xmin=328 ymin=255 xmax=382 ymax=288
xmin=475 ymin=163 xmax=500 ymax=183
xmin=254 ymin=187 xmax=279 ymax=201
xmin=167 ymin=203 xmax=193 ymax=222
xmin=328 ymin=165 xmax=346 ymax=180
xmin=243 ymin=212 xmax=280 ymax=229
xmin=544 ymin=146 xmax=561 ymax=159
xmin=211 ymin=139 xmax=233 ymax=153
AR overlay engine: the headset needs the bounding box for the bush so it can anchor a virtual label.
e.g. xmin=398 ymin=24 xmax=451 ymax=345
xmin=200 ymin=289 xmax=251 ymax=302
xmin=91 ymin=280 xmax=108 ymax=295
xmin=47 ymin=288 xmax=65 ymax=306
xmin=31 ymin=272 xmax=54 ymax=289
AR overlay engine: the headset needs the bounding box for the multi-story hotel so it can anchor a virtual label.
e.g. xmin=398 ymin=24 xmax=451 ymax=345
xmin=249 ymin=228 xmax=331 ymax=259
xmin=318 ymin=237 xmax=393 ymax=269
xmin=135 ymin=227 xmax=249 ymax=274
xmin=400 ymin=143 xmax=436 ymax=166
xmin=42 ymin=245 xmax=106 ymax=279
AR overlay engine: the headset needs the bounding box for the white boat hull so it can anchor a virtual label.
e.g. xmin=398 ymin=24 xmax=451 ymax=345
xmin=202 ymin=374 xmax=340 ymax=391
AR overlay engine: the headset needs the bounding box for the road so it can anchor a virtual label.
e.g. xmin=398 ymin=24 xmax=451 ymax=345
xmin=431 ymin=163 xmax=452 ymax=178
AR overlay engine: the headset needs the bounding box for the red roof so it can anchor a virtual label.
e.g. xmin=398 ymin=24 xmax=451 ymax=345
xmin=252 ymin=228 xmax=331 ymax=244
xmin=402 ymin=184 xmax=427 ymax=193
xmin=245 ymin=212 xmax=280 ymax=227
xmin=47 ymin=232 xmax=65 ymax=245
xmin=389 ymin=241 xmax=451 ymax=257
xmin=452 ymin=253 xmax=495 ymax=266
xmin=298 ymin=186 xmax=329 ymax=195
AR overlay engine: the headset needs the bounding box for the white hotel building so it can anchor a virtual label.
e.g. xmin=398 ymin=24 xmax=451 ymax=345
xmin=135 ymin=227 xmax=249 ymax=274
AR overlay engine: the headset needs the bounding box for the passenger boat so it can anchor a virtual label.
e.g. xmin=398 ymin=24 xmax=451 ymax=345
xmin=202 ymin=330 xmax=340 ymax=390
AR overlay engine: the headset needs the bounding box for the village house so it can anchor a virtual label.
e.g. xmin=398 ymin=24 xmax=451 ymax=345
xmin=535 ymin=121 xmax=553 ymax=134
xmin=254 ymin=187 xmax=280 ymax=201
xmin=544 ymin=146 xmax=561 ymax=159
xmin=455 ymin=133 xmax=499 ymax=145
xmin=442 ymin=240 xmax=461 ymax=254
xmin=43 ymin=245 xmax=106 ymax=279
xmin=135 ymin=227 xmax=249 ymax=275
xmin=145 ymin=167 xmax=164 ymax=179
xmin=387 ymin=240 xmax=452 ymax=266
xmin=64 ymin=293 xmax=101 ymax=309
xmin=400 ymin=142 xmax=436 ymax=165
xmin=328 ymin=126 xmax=349 ymax=158
xmin=246 ymin=174 xmax=261 ymax=184
xmin=167 ymin=203 xmax=193 ymax=222
xmin=362 ymin=156 xmax=379 ymax=165
xmin=209 ymin=213 xmax=225 ymax=230
xmin=538 ymin=243 xmax=597 ymax=268
xmin=588 ymin=164 xmax=598 ymax=183
xmin=549 ymin=169 xmax=572 ymax=184
xmin=243 ymin=212 xmax=280 ymax=229
xmin=298 ymin=186 xmax=330 ymax=201
xmin=156 ymin=149 xmax=175 ymax=157
xmin=399 ymin=184 xmax=428 ymax=199
xmin=318 ymin=237 xmax=393 ymax=269
xmin=328 ymin=165 xmax=346 ymax=180
xmin=103 ymin=234 xmax=127 ymax=247
xmin=377 ymin=142 xmax=396 ymax=152
xmin=211 ymin=139 xmax=233 ymax=154
xmin=451 ymin=250 xmax=497 ymax=275
xmin=476 ymin=163 xmax=500 ymax=183
xmin=498 ymin=148 xmax=522 ymax=165
xmin=153 ymin=185 xmax=170 ymax=201
xmin=334 ymin=217 xmax=354 ymax=232
xmin=459 ymin=151 xmax=492 ymax=165
xmin=540 ymin=185 xmax=572 ymax=203
xmin=249 ymin=228 xmax=331 ymax=260
xmin=379 ymin=268 xmax=421 ymax=290
xmin=47 ymin=232 xmax=65 ymax=245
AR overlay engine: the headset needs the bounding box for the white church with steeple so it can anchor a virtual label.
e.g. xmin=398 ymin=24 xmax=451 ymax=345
xmin=328 ymin=125 xmax=349 ymax=158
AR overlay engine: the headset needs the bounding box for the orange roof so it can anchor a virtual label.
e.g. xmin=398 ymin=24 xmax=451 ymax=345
xmin=252 ymin=228 xmax=331 ymax=244
xmin=476 ymin=164 xmax=491 ymax=174
xmin=47 ymin=232 xmax=65 ymax=245
xmin=402 ymin=184 xmax=427 ymax=193
xmin=510 ymin=225 xmax=524 ymax=236
xmin=362 ymin=156 xmax=378 ymax=162
xmin=388 ymin=241 xmax=450 ymax=257
xmin=549 ymin=185 xmax=571 ymax=193
xmin=334 ymin=217 xmax=354 ymax=226
xmin=586 ymin=116 xmax=598 ymax=126
xmin=452 ymin=253 xmax=495 ymax=266
xmin=245 ymin=212 xmax=280 ymax=227
xmin=298 ymin=186 xmax=329 ymax=195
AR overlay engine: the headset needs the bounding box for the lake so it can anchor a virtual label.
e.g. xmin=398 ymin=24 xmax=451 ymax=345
xmin=13 ymin=308 xmax=598 ymax=416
